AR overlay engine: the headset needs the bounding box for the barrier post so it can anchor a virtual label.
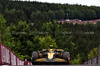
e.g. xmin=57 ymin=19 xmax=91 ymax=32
xmin=97 ymin=56 xmax=98 ymax=64
xmin=0 ymin=44 xmax=1 ymax=65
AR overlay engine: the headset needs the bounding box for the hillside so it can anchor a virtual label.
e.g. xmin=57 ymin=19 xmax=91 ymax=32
xmin=0 ymin=0 xmax=100 ymax=64
xmin=0 ymin=0 xmax=100 ymax=23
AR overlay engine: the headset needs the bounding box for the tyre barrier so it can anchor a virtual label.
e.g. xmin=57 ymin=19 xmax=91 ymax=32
xmin=0 ymin=43 xmax=32 ymax=65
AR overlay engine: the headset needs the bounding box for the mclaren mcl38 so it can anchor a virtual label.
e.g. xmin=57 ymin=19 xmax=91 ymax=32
xmin=31 ymin=47 xmax=70 ymax=65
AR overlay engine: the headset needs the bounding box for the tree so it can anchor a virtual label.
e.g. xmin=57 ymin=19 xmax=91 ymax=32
xmin=55 ymin=9 xmax=65 ymax=20
xmin=71 ymin=54 xmax=81 ymax=64
xmin=42 ymin=21 xmax=77 ymax=60
xmin=0 ymin=14 xmax=23 ymax=59
xmin=0 ymin=13 xmax=7 ymax=43
xmin=30 ymin=11 xmax=36 ymax=22
xmin=90 ymin=10 xmax=96 ymax=19
xmin=48 ymin=10 xmax=55 ymax=21
xmin=57 ymin=9 xmax=65 ymax=19
xmin=9 ymin=20 xmax=34 ymax=60
xmin=0 ymin=4 xmax=3 ymax=13
xmin=88 ymin=47 xmax=98 ymax=59
xmin=43 ymin=11 xmax=49 ymax=21
xmin=39 ymin=35 xmax=58 ymax=49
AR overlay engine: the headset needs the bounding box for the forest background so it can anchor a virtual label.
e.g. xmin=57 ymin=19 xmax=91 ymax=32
xmin=0 ymin=0 xmax=100 ymax=64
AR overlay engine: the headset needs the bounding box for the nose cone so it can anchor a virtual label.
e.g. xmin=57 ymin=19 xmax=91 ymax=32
xmin=48 ymin=52 xmax=55 ymax=59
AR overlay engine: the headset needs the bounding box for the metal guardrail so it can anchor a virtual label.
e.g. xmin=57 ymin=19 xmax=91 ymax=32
xmin=84 ymin=55 xmax=100 ymax=65
xmin=0 ymin=43 xmax=32 ymax=65
xmin=84 ymin=45 xmax=100 ymax=65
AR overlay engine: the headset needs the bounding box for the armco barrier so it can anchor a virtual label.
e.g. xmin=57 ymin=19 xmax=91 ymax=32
xmin=98 ymin=55 xmax=100 ymax=64
xmin=0 ymin=43 xmax=32 ymax=65
xmin=83 ymin=55 xmax=100 ymax=65
xmin=84 ymin=45 xmax=100 ymax=65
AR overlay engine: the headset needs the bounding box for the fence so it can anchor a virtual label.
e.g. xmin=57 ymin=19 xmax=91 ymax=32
xmin=0 ymin=43 xmax=32 ymax=65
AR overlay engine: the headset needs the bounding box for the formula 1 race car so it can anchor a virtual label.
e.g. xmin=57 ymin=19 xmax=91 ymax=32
xmin=31 ymin=45 xmax=70 ymax=65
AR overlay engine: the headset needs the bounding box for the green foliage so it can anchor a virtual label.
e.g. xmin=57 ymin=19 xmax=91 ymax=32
xmin=0 ymin=1 xmax=100 ymax=64
xmin=39 ymin=35 xmax=57 ymax=49
xmin=88 ymin=47 xmax=98 ymax=59
xmin=0 ymin=13 xmax=8 ymax=44
xmin=16 ymin=20 xmax=30 ymax=32
xmin=30 ymin=11 xmax=36 ymax=22
xmin=0 ymin=14 xmax=25 ymax=60
xmin=42 ymin=21 xmax=77 ymax=60
xmin=48 ymin=10 xmax=55 ymax=20
xmin=9 ymin=20 xmax=33 ymax=60
xmin=0 ymin=4 xmax=3 ymax=13
xmin=13 ymin=51 xmax=27 ymax=60
xmin=0 ymin=0 xmax=100 ymax=25
xmin=71 ymin=58 xmax=81 ymax=64
xmin=55 ymin=9 xmax=65 ymax=19
xmin=71 ymin=54 xmax=81 ymax=64
xmin=0 ymin=13 xmax=7 ymax=31
xmin=42 ymin=20 xmax=62 ymax=36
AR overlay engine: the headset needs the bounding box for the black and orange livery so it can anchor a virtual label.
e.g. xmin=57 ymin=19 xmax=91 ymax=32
xmin=31 ymin=48 xmax=70 ymax=65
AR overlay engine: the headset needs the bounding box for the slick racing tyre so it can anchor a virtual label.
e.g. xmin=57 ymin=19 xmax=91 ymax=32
xmin=32 ymin=51 xmax=38 ymax=61
xmin=63 ymin=52 xmax=69 ymax=61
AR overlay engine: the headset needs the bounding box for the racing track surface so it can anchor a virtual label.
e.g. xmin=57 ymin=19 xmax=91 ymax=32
xmin=1 ymin=65 xmax=99 ymax=66
xmin=33 ymin=65 xmax=100 ymax=66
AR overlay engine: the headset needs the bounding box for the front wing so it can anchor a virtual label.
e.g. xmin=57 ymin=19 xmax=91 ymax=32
xmin=32 ymin=58 xmax=70 ymax=65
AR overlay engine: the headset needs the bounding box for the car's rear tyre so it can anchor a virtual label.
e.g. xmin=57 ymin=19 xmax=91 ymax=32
xmin=63 ymin=52 xmax=69 ymax=61
xmin=32 ymin=51 xmax=38 ymax=61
